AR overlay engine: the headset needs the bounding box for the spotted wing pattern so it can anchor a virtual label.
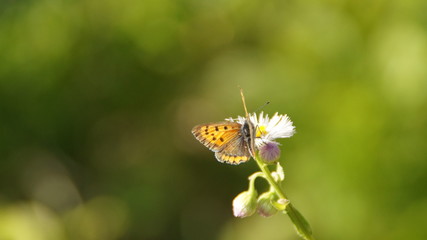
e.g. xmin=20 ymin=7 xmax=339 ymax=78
xmin=191 ymin=121 xmax=251 ymax=165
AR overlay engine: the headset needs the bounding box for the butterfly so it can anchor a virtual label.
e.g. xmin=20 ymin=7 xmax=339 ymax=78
xmin=191 ymin=89 xmax=256 ymax=165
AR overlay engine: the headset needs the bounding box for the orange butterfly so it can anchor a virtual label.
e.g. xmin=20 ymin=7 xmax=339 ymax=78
xmin=192 ymin=89 xmax=256 ymax=165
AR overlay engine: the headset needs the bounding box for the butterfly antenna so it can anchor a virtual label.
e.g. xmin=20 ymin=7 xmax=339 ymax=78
xmin=240 ymin=87 xmax=249 ymax=117
xmin=254 ymin=101 xmax=270 ymax=113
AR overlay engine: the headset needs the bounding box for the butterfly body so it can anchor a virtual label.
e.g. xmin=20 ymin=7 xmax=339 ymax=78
xmin=192 ymin=119 xmax=255 ymax=165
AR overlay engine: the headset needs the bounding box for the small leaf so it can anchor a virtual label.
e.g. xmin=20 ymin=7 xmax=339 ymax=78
xmin=276 ymin=162 xmax=285 ymax=181
xmin=272 ymin=198 xmax=289 ymax=211
xmin=286 ymin=203 xmax=314 ymax=240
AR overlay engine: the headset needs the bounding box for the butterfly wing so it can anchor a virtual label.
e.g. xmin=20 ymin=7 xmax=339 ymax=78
xmin=214 ymin=136 xmax=251 ymax=164
xmin=192 ymin=121 xmax=251 ymax=165
xmin=192 ymin=121 xmax=240 ymax=151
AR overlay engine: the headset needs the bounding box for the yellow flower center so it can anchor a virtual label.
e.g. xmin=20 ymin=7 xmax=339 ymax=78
xmin=256 ymin=125 xmax=267 ymax=138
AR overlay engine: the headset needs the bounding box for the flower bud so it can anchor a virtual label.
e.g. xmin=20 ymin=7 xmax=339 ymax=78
xmin=232 ymin=189 xmax=258 ymax=218
xmin=257 ymin=191 xmax=278 ymax=217
xmin=259 ymin=142 xmax=281 ymax=163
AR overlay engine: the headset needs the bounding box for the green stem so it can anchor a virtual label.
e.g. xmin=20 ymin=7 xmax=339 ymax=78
xmin=253 ymin=154 xmax=314 ymax=240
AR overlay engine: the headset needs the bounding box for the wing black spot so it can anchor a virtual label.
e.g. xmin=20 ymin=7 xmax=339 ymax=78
xmin=219 ymin=137 xmax=224 ymax=142
xmin=224 ymin=126 xmax=228 ymax=130
xmin=212 ymin=137 xmax=217 ymax=141
xmin=215 ymin=126 xmax=219 ymax=131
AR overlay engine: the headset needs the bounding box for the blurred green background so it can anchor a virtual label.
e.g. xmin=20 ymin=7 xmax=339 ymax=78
xmin=1 ymin=0 xmax=427 ymax=239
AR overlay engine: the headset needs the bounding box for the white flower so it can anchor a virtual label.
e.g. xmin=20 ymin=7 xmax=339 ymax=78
xmin=226 ymin=112 xmax=296 ymax=148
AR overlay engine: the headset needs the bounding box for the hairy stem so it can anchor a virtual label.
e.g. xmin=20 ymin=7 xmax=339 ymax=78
xmin=253 ymin=154 xmax=314 ymax=240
